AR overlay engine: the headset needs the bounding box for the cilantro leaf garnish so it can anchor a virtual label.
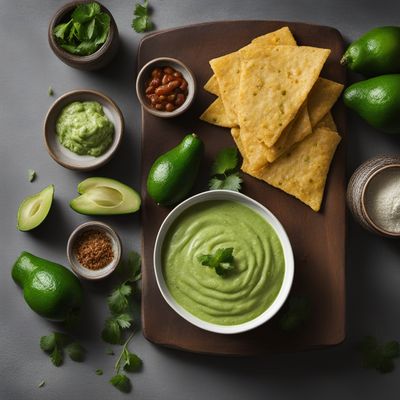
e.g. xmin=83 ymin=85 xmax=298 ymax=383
xmin=209 ymin=147 xmax=242 ymax=192
xmin=109 ymin=332 xmax=142 ymax=392
xmin=132 ymin=0 xmax=153 ymax=33
xmin=110 ymin=374 xmax=132 ymax=393
xmin=95 ymin=369 xmax=103 ymax=375
xmin=209 ymin=174 xmax=242 ymax=191
xmin=108 ymin=283 xmax=132 ymax=314
xmin=66 ymin=342 xmax=86 ymax=362
xmin=40 ymin=332 xmax=85 ymax=367
xmin=102 ymin=251 xmax=141 ymax=344
xmin=278 ymin=296 xmax=311 ymax=332
xmin=360 ymin=336 xmax=400 ymax=373
xmin=198 ymin=247 xmax=235 ymax=276
xmin=211 ymin=147 xmax=238 ymax=175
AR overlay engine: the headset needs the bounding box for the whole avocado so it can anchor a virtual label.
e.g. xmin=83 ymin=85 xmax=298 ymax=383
xmin=12 ymin=251 xmax=83 ymax=321
xmin=341 ymin=26 xmax=400 ymax=76
xmin=147 ymin=133 xmax=204 ymax=206
xmin=343 ymin=74 xmax=400 ymax=134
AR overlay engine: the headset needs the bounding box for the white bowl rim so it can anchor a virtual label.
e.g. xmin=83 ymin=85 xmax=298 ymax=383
xmin=153 ymin=190 xmax=295 ymax=335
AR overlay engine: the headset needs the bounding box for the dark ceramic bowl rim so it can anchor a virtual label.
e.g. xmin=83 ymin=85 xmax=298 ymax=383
xmin=67 ymin=221 xmax=122 ymax=280
xmin=136 ymin=57 xmax=197 ymax=118
xmin=48 ymin=0 xmax=116 ymax=64
xmin=361 ymin=163 xmax=400 ymax=238
xmin=43 ymin=89 xmax=124 ymax=171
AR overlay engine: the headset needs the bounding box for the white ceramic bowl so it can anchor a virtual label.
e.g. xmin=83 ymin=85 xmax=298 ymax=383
xmin=67 ymin=221 xmax=122 ymax=280
xmin=153 ymin=190 xmax=294 ymax=334
xmin=44 ymin=89 xmax=124 ymax=171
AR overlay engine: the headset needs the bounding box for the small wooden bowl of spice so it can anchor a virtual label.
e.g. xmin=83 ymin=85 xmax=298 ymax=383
xmin=67 ymin=221 xmax=121 ymax=279
xmin=347 ymin=155 xmax=400 ymax=238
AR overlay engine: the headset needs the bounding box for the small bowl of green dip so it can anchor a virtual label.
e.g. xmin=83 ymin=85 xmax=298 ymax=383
xmin=154 ymin=190 xmax=294 ymax=334
xmin=44 ymin=89 xmax=124 ymax=171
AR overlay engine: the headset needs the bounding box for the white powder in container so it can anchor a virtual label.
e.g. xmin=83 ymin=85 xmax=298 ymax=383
xmin=364 ymin=167 xmax=400 ymax=234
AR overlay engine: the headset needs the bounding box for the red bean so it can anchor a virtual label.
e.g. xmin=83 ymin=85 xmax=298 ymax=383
xmin=145 ymin=86 xmax=155 ymax=94
xmin=167 ymin=94 xmax=176 ymax=101
xmin=173 ymin=71 xmax=182 ymax=78
xmin=163 ymin=67 xmax=174 ymax=74
xmin=155 ymin=103 xmax=164 ymax=111
xmin=175 ymin=93 xmax=185 ymax=106
xmin=165 ymin=103 xmax=175 ymax=112
xmin=180 ymin=80 xmax=188 ymax=91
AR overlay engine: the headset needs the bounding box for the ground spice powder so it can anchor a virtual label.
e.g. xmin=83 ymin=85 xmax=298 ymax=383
xmin=74 ymin=229 xmax=114 ymax=270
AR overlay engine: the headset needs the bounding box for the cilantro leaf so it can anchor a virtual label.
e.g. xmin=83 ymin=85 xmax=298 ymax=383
xmin=66 ymin=342 xmax=86 ymax=362
xmin=110 ymin=374 xmax=132 ymax=393
xmin=197 ymin=247 xmax=235 ymax=276
xmin=40 ymin=334 xmax=56 ymax=352
xmin=123 ymin=351 xmax=142 ymax=372
xmin=72 ymin=2 xmax=101 ymax=23
xmin=53 ymin=20 xmax=72 ymax=41
xmin=279 ymin=296 xmax=311 ymax=332
xmin=102 ymin=318 xmax=122 ymax=344
xmin=114 ymin=313 xmax=133 ymax=329
xmin=50 ymin=347 xmax=63 ymax=367
xmin=48 ymin=86 xmax=54 ymax=96
xmin=360 ymin=336 xmax=400 ymax=373
xmin=383 ymin=341 xmax=400 ymax=359
xmin=212 ymin=148 xmax=238 ymax=175
xmin=94 ymin=13 xmax=110 ymax=45
xmin=38 ymin=380 xmax=45 ymax=388
xmin=108 ymin=283 xmax=132 ymax=314
xmin=116 ymin=251 xmax=142 ymax=283
xmin=209 ymin=173 xmax=242 ymax=191
xmin=132 ymin=0 xmax=153 ymax=33
xmin=95 ymin=368 xmax=103 ymax=375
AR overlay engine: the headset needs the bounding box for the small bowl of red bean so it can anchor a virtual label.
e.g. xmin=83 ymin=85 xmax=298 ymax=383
xmin=136 ymin=57 xmax=196 ymax=118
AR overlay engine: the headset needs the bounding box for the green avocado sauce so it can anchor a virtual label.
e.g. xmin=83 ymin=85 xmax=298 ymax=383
xmin=162 ymin=200 xmax=285 ymax=326
xmin=56 ymin=101 xmax=114 ymax=157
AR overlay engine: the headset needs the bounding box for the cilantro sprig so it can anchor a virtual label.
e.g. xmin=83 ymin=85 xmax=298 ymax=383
xmin=209 ymin=148 xmax=242 ymax=191
xmin=110 ymin=332 xmax=142 ymax=393
xmin=101 ymin=251 xmax=141 ymax=345
xmin=40 ymin=332 xmax=85 ymax=366
xmin=360 ymin=336 xmax=400 ymax=373
xmin=132 ymin=0 xmax=153 ymax=33
xmin=53 ymin=2 xmax=110 ymax=56
xmin=198 ymin=247 xmax=235 ymax=276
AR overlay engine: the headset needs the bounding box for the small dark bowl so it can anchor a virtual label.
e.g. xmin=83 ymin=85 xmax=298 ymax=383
xmin=136 ymin=57 xmax=197 ymax=118
xmin=48 ymin=1 xmax=119 ymax=71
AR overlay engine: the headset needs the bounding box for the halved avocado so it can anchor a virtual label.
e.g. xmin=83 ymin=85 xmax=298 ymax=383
xmin=70 ymin=177 xmax=141 ymax=215
xmin=17 ymin=185 xmax=54 ymax=231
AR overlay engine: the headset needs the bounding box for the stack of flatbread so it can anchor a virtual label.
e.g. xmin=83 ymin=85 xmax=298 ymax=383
xmin=200 ymin=27 xmax=343 ymax=212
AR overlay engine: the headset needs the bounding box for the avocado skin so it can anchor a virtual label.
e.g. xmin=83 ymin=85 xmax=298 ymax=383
xmin=344 ymin=74 xmax=400 ymax=134
xmin=342 ymin=26 xmax=400 ymax=76
xmin=146 ymin=134 xmax=204 ymax=206
xmin=12 ymin=252 xmax=83 ymax=321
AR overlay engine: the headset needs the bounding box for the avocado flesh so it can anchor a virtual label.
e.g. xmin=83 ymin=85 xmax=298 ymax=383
xmin=17 ymin=185 xmax=54 ymax=231
xmin=70 ymin=177 xmax=141 ymax=215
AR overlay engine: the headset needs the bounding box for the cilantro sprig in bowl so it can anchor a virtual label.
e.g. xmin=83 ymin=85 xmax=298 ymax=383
xmin=48 ymin=1 xmax=119 ymax=70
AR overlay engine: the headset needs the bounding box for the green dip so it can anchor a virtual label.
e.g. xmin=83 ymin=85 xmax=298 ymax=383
xmin=162 ymin=200 xmax=285 ymax=326
xmin=56 ymin=101 xmax=114 ymax=157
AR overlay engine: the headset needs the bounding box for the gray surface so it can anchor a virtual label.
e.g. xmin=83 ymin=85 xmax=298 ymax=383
xmin=1 ymin=0 xmax=400 ymax=399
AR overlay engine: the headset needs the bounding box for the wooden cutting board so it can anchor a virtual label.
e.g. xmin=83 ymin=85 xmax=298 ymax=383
xmin=139 ymin=21 xmax=346 ymax=355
